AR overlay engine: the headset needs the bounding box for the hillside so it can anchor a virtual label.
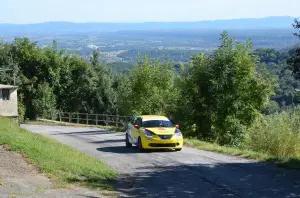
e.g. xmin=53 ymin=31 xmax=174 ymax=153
xmin=0 ymin=16 xmax=299 ymax=35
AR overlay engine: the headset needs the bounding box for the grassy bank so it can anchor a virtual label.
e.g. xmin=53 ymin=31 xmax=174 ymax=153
xmin=0 ymin=117 xmax=117 ymax=190
xmin=185 ymin=109 xmax=300 ymax=170
xmin=185 ymin=138 xmax=300 ymax=170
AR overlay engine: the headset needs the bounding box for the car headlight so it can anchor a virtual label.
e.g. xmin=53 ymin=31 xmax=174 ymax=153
xmin=175 ymin=128 xmax=182 ymax=138
xmin=144 ymin=129 xmax=155 ymax=136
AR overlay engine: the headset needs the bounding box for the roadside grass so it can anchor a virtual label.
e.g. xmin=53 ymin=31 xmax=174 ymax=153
xmin=185 ymin=109 xmax=300 ymax=170
xmin=0 ymin=117 xmax=118 ymax=190
xmin=184 ymin=138 xmax=269 ymax=161
xmin=185 ymin=137 xmax=300 ymax=170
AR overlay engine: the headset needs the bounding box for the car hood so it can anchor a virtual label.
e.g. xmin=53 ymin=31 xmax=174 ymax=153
xmin=143 ymin=127 xmax=176 ymax=135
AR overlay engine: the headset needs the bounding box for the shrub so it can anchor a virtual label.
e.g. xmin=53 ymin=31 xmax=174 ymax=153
xmin=244 ymin=107 xmax=300 ymax=158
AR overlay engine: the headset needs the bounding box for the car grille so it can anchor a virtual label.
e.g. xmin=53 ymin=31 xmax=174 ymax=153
xmin=158 ymin=135 xmax=173 ymax=140
xmin=149 ymin=143 xmax=179 ymax=148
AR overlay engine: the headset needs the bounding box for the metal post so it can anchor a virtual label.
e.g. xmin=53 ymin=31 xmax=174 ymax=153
xmin=106 ymin=114 xmax=108 ymax=126
xmin=96 ymin=114 xmax=98 ymax=126
xmin=86 ymin=113 xmax=88 ymax=125
xmin=69 ymin=113 xmax=71 ymax=123
xmin=77 ymin=113 xmax=79 ymax=124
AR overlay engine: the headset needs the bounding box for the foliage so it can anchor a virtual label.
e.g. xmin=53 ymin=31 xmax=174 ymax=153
xmin=289 ymin=21 xmax=300 ymax=81
xmin=254 ymin=48 xmax=300 ymax=109
xmin=17 ymin=93 xmax=26 ymax=123
xmin=1 ymin=28 xmax=299 ymax=148
xmin=117 ymin=56 xmax=180 ymax=116
xmin=32 ymin=82 xmax=57 ymax=119
xmin=0 ymin=38 xmax=116 ymax=119
xmin=293 ymin=19 xmax=300 ymax=38
xmin=182 ymin=31 xmax=274 ymax=145
xmin=107 ymin=62 xmax=135 ymax=73
xmin=244 ymin=107 xmax=300 ymax=158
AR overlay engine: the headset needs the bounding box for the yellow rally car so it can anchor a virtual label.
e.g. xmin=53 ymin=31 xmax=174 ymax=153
xmin=125 ymin=115 xmax=183 ymax=151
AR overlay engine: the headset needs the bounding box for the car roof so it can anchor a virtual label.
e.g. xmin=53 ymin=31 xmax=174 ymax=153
xmin=139 ymin=115 xmax=169 ymax=121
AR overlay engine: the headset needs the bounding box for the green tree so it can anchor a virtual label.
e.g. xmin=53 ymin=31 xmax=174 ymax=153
xmin=1 ymin=38 xmax=118 ymax=118
xmin=184 ymin=31 xmax=274 ymax=145
xmin=117 ymin=55 xmax=179 ymax=116
xmin=293 ymin=19 xmax=300 ymax=38
xmin=290 ymin=20 xmax=300 ymax=80
xmin=91 ymin=50 xmax=117 ymax=114
xmin=32 ymin=82 xmax=57 ymax=118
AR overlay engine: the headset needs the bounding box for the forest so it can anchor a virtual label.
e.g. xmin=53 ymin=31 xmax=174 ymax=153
xmin=1 ymin=21 xmax=300 ymax=153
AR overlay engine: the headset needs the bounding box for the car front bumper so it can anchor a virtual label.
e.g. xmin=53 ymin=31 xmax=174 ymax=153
xmin=141 ymin=135 xmax=183 ymax=149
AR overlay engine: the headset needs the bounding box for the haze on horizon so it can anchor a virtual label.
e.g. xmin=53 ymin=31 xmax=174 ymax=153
xmin=1 ymin=0 xmax=300 ymax=24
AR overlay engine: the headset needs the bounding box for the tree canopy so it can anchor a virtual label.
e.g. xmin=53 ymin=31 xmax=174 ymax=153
xmin=1 ymin=30 xmax=298 ymax=146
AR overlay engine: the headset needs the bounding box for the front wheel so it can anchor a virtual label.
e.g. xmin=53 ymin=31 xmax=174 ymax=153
xmin=126 ymin=134 xmax=132 ymax=148
xmin=175 ymin=148 xmax=182 ymax=151
xmin=137 ymin=137 xmax=144 ymax=152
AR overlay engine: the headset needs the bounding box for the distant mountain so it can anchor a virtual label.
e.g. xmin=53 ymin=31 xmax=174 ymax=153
xmin=0 ymin=16 xmax=299 ymax=36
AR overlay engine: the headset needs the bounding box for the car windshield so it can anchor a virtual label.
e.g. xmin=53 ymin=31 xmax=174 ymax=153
xmin=142 ymin=120 xmax=174 ymax=128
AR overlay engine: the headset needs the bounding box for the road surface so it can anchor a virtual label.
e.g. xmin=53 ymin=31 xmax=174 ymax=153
xmin=22 ymin=124 xmax=300 ymax=198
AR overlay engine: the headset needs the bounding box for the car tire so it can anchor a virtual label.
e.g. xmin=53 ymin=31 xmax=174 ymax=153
xmin=126 ymin=134 xmax=132 ymax=148
xmin=138 ymin=137 xmax=144 ymax=152
xmin=175 ymin=148 xmax=182 ymax=151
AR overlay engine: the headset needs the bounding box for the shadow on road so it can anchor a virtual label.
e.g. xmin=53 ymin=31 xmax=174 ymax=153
xmin=52 ymin=130 xmax=114 ymax=136
xmin=89 ymin=139 xmax=125 ymax=144
xmin=113 ymin=162 xmax=300 ymax=198
xmin=97 ymin=145 xmax=181 ymax=154
xmin=97 ymin=146 xmax=138 ymax=154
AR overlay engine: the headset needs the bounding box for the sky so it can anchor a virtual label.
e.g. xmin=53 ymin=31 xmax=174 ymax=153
xmin=1 ymin=0 xmax=300 ymax=24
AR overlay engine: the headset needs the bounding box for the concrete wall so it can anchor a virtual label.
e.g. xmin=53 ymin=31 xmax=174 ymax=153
xmin=0 ymin=88 xmax=18 ymax=117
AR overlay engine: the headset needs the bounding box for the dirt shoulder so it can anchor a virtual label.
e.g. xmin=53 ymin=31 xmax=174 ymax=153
xmin=0 ymin=145 xmax=104 ymax=198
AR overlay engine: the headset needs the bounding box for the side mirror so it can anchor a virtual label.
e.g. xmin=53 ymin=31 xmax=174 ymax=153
xmin=175 ymin=124 xmax=179 ymax=129
xmin=134 ymin=124 xmax=140 ymax=129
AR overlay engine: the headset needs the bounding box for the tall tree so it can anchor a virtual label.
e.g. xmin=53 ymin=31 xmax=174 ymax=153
xmin=183 ymin=31 xmax=274 ymax=145
xmin=293 ymin=19 xmax=300 ymax=38
xmin=117 ymin=55 xmax=179 ymax=116
xmin=290 ymin=19 xmax=300 ymax=80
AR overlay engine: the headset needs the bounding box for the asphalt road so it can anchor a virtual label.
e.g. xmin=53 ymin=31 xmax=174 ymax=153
xmin=22 ymin=124 xmax=300 ymax=198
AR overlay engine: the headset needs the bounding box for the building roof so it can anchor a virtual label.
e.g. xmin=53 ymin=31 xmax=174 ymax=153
xmin=0 ymin=84 xmax=18 ymax=89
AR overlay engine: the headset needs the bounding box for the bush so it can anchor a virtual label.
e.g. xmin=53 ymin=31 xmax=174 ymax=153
xmin=182 ymin=32 xmax=274 ymax=145
xmin=244 ymin=108 xmax=300 ymax=158
xmin=32 ymin=82 xmax=57 ymax=119
xmin=18 ymin=94 xmax=26 ymax=123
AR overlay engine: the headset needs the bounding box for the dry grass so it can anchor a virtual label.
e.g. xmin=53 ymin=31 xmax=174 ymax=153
xmin=185 ymin=109 xmax=300 ymax=170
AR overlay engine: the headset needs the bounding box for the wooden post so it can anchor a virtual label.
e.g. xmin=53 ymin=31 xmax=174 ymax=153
xmin=96 ymin=114 xmax=98 ymax=126
xmin=59 ymin=111 xmax=62 ymax=122
xmin=77 ymin=113 xmax=79 ymax=124
xmin=116 ymin=109 xmax=119 ymax=128
xmin=86 ymin=113 xmax=88 ymax=125
xmin=51 ymin=110 xmax=54 ymax=121
xmin=116 ymin=115 xmax=118 ymax=127
xmin=126 ymin=116 xmax=129 ymax=130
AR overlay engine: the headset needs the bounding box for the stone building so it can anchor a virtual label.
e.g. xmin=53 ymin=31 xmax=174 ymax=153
xmin=0 ymin=84 xmax=18 ymax=119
